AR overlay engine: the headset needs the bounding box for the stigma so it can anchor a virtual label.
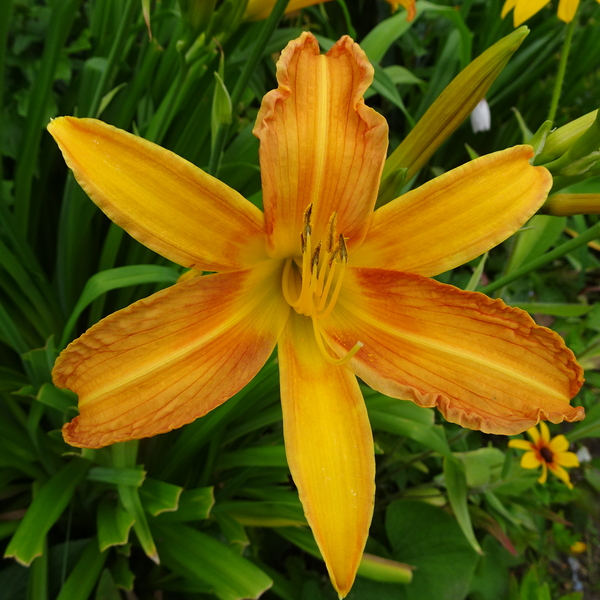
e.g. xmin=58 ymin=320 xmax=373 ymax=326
xmin=282 ymin=205 xmax=362 ymax=366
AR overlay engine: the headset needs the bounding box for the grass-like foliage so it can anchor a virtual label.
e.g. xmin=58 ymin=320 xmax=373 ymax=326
xmin=0 ymin=0 xmax=599 ymax=599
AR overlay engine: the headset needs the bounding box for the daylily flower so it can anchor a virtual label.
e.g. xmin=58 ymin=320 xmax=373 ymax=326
xmin=509 ymin=422 xmax=579 ymax=488
xmin=501 ymin=0 xmax=599 ymax=26
xmin=48 ymin=32 xmax=584 ymax=597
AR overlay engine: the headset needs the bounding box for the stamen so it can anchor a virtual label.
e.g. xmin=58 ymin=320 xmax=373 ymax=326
xmin=281 ymin=258 xmax=298 ymax=306
xmin=283 ymin=207 xmax=362 ymax=365
xmin=327 ymin=212 xmax=338 ymax=253
xmin=311 ymin=314 xmax=363 ymax=366
xmin=318 ymin=235 xmax=348 ymax=320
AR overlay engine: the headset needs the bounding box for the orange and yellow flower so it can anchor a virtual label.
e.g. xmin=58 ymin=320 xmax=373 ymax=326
xmin=48 ymin=33 xmax=584 ymax=597
xmin=509 ymin=422 xmax=580 ymax=488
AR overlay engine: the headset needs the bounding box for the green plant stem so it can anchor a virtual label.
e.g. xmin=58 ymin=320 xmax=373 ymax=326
xmin=480 ymin=222 xmax=600 ymax=295
xmin=548 ymin=17 xmax=576 ymax=123
xmin=207 ymin=0 xmax=291 ymax=175
xmin=0 ymin=0 xmax=13 ymax=191
xmin=87 ymin=0 xmax=139 ymax=118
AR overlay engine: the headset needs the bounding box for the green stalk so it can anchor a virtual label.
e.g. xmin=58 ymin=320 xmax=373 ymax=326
xmin=86 ymin=0 xmax=139 ymax=118
xmin=547 ymin=17 xmax=576 ymax=124
xmin=207 ymin=0 xmax=291 ymax=175
xmin=0 ymin=0 xmax=13 ymax=192
xmin=479 ymin=222 xmax=600 ymax=294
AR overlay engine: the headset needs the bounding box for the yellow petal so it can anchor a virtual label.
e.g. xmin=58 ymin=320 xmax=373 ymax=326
xmin=527 ymin=426 xmax=541 ymax=444
xmin=539 ymin=420 xmax=551 ymax=443
xmin=244 ymin=0 xmax=331 ymax=20
xmin=521 ymin=451 xmax=542 ymax=469
xmin=56 ymin=261 xmax=289 ymax=448
xmin=538 ymin=462 xmax=548 ymax=484
xmin=48 ymin=117 xmax=268 ymax=272
xmin=353 ymin=146 xmax=552 ymax=276
xmin=501 ymin=0 xmax=517 ymax=19
xmin=278 ymin=311 xmax=375 ymax=597
xmin=548 ymin=463 xmax=573 ymax=488
xmin=508 ymin=439 xmax=535 ymax=450
xmin=557 ymin=0 xmax=579 ymax=21
xmin=253 ymin=32 xmax=388 ymax=259
xmin=324 ymin=267 xmax=584 ymax=435
xmin=514 ymin=0 xmax=550 ymax=25
xmin=548 ymin=433 xmax=569 ymax=453
xmin=555 ymin=451 xmax=579 ymax=468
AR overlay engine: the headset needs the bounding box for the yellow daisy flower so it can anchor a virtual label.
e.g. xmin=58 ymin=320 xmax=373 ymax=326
xmin=509 ymin=422 xmax=580 ymax=488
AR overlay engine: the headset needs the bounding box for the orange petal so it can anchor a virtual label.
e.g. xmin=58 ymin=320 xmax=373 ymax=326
xmin=253 ymin=33 xmax=388 ymax=259
xmin=521 ymin=451 xmax=541 ymax=469
xmin=278 ymin=311 xmax=375 ymax=597
xmin=548 ymin=462 xmax=573 ymax=488
xmin=48 ymin=117 xmax=268 ymax=272
xmin=323 ymin=267 xmax=584 ymax=435
xmin=508 ymin=439 xmax=535 ymax=451
xmin=352 ymin=146 xmax=551 ymax=277
xmin=56 ymin=261 xmax=289 ymax=448
xmin=514 ymin=0 xmax=550 ymax=24
xmin=384 ymin=0 xmax=416 ymax=20
xmin=555 ymin=451 xmax=579 ymax=468
xmin=244 ymin=0 xmax=331 ymax=20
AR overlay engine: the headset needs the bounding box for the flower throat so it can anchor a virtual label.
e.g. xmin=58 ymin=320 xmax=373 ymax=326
xmin=282 ymin=204 xmax=362 ymax=366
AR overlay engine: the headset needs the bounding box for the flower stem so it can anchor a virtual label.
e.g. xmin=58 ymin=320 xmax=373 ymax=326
xmin=208 ymin=0 xmax=291 ymax=175
xmin=548 ymin=17 xmax=576 ymax=123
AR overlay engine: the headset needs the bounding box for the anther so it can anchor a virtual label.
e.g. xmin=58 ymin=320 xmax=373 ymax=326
xmin=311 ymin=242 xmax=321 ymax=274
xmin=327 ymin=212 xmax=338 ymax=253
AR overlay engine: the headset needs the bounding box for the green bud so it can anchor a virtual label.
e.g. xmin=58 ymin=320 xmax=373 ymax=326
xmin=377 ymin=27 xmax=529 ymax=206
xmin=535 ymin=109 xmax=598 ymax=164
xmin=538 ymin=110 xmax=600 ymax=187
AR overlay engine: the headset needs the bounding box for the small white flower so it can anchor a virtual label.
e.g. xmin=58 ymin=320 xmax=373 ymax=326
xmin=470 ymin=99 xmax=491 ymax=133
xmin=576 ymin=446 xmax=592 ymax=463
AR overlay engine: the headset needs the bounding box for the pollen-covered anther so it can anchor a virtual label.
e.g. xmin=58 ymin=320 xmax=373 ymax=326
xmin=281 ymin=205 xmax=362 ymax=366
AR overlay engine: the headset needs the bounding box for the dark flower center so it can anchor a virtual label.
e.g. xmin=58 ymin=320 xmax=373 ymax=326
xmin=540 ymin=447 xmax=554 ymax=463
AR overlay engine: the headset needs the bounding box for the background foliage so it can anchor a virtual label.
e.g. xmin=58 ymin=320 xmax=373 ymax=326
xmin=0 ymin=0 xmax=599 ymax=598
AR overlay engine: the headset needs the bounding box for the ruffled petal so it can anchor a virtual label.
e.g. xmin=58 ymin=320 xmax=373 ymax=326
xmin=56 ymin=261 xmax=289 ymax=448
xmin=514 ymin=0 xmax=551 ymax=25
xmin=48 ymin=117 xmax=268 ymax=272
xmin=353 ymin=146 xmax=551 ymax=276
xmin=508 ymin=439 xmax=535 ymax=450
xmin=521 ymin=451 xmax=542 ymax=469
xmin=548 ymin=463 xmax=573 ymax=488
xmin=322 ymin=267 xmax=584 ymax=435
xmin=253 ymin=32 xmax=388 ymax=259
xmin=555 ymin=451 xmax=579 ymax=468
xmin=278 ymin=311 xmax=375 ymax=598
